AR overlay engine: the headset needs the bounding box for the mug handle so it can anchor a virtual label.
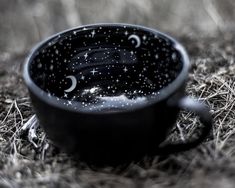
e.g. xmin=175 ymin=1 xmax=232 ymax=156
xmin=157 ymin=96 xmax=212 ymax=154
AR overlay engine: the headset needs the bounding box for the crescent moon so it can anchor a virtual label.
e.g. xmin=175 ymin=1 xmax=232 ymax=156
xmin=128 ymin=34 xmax=141 ymax=48
xmin=64 ymin=75 xmax=77 ymax=93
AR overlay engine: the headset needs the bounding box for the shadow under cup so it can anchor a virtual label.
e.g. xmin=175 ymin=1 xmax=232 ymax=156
xmin=24 ymin=24 xmax=211 ymax=165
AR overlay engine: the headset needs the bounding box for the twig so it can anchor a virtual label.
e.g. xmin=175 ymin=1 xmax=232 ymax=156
xmin=14 ymin=100 xmax=24 ymax=126
xmin=21 ymin=115 xmax=39 ymax=148
xmin=176 ymin=123 xmax=186 ymax=142
xmin=1 ymin=101 xmax=14 ymax=125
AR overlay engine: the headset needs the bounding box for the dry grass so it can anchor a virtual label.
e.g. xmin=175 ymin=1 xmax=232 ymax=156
xmin=0 ymin=32 xmax=235 ymax=188
xmin=1 ymin=0 xmax=235 ymax=187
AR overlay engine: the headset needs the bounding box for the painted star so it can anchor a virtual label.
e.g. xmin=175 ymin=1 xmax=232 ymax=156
xmin=91 ymin=30 xmax=95 ymax=37
xmin=91 ymin=69 xmax=98 ymax=75
xmin=124 ymin=31 xmax=128 ymax=36
xmin=84 ymin=53 xmax=88 ymax=59
xmin=123 ymin=67 xmax=128 ymax=72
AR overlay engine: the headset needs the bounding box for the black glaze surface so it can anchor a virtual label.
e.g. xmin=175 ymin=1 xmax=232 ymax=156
xmin=24 ymin=24 xmax=212 ymax=165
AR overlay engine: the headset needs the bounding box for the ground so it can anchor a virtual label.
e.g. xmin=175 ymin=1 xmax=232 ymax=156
xmin=1 ymin=1 xmax=235 ymax=188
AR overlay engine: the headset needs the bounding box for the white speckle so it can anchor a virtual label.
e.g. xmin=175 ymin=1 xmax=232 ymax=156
xmin=155 ymin=54 xmax=159 ymax=59
xmin=123 ymin=67 xmax=128 ymax=72
xmin=81 ymin=75 xmax=85 ymax=80
xmin=172 ymin=52 xmax=177 ymax=61
xmin=37 ymin=63 xmax=42 ymax=68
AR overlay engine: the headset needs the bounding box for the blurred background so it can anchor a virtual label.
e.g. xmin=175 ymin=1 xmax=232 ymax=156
xmin=0 ymin=0 xmax=235 ymax=58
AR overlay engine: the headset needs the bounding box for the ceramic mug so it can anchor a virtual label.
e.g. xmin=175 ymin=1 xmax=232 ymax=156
xmin=23 ymin=24 xmax=212 ymax=165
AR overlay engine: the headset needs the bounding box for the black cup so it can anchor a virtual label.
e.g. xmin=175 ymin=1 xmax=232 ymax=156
xmin=23 ymin=24 xmax=212 ymax=165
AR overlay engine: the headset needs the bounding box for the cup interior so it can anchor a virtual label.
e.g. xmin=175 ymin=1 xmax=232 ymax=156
xmin=28 ymin=25 xmax=184 ymax=112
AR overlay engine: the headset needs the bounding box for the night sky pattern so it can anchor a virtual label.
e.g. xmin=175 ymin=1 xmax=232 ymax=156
xmin=29 ymin=25 xmax=183 ymax=112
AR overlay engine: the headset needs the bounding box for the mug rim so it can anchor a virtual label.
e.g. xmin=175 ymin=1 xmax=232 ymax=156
xmin=23 ymin=23 xmax=190 ymax=114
